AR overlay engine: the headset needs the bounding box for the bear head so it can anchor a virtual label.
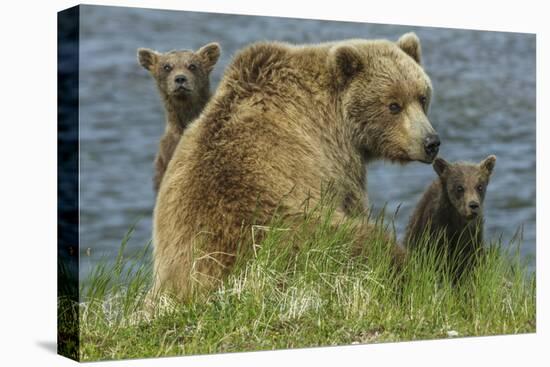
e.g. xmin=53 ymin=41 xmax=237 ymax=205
xmin=330 ymin=33 xmax=440 ymax=164
xmin=138 ymin=42 xmax=221 ymax=100
xmin=433 ymin=155 xmax=497 ymax=220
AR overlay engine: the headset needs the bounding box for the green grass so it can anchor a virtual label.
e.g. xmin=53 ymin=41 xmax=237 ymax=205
xmin=67 ymin=208 xmax=535 ymax=361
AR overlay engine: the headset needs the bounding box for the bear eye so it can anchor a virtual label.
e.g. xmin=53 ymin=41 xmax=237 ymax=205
xmin=477 ymin=184 xmax=484 ymax=192
xmin=389 ymin=102 xmax=402 ymax=114
xmin=163 ymin=64 xmax=172 ymax=72
xmin=188 ymin=63 xmax=197 ymax=71
xmin=456 ymin=185 xmax=464 ymax=193
xmin=419 ymin=95 xmax=428 ymax=108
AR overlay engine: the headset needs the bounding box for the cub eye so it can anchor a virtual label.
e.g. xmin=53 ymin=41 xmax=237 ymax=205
xmin=477 ymin=185 xmax=484 ymax=192
xmin=188 ymin=63 xmax=197 ymax=71
xmin=163 ymin=64 xmax=172 ymax=72
xmin=456 ymin=185 xmax=464 ymax=193
xmin=389 ymin=102 xmax=402 ymax=114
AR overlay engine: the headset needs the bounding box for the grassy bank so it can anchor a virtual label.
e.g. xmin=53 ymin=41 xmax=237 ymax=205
xmin=70 ymin=209 xmax=535 ymax=361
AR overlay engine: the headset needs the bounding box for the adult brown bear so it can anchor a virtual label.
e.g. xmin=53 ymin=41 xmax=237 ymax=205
xmin=153 ymin=33 xmax=440 ymax=300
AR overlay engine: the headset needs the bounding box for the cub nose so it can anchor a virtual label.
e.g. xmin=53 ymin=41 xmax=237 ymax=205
xmin=469 ymin=201 xmax=480 ymax=211
xmin=174 ymin=75 xmax=187 ymax=84
xmin=424 ymin=134 xmax=441 ymax=158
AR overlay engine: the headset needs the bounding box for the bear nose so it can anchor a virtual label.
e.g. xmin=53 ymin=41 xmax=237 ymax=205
xmin=424 ymin=134 xmax=441 ymax=157
xmin=469 ymin=201 xmax=480 ymax=211
xmin=174 ymin=75 xmax=187 ymax=84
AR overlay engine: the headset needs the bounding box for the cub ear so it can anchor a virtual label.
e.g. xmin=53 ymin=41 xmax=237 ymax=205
xmin=137 ymin=48 xmax=159 ymax=71
xmin=197 ymin=42 xmax=221 ymax=73
xmin=330 ymin=45 xmax=364 ymax=86
xmin=397 ymin=32 xmax=422 ymax=64
xmin=480 ymin=155 xmax=497 ymax=175
xmin=433 ymin=158 xmax=449 ymax=177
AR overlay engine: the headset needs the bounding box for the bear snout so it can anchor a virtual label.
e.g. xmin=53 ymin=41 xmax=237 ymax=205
xmin=423 ymin=134 xmax=440 ymax=160
xmin=174 ymin=74 xmax=188 ymax=85
xmin=171 ymin=74 xmax=194 ymax=94
xmin=468 ymin=201 xmax=481 ymax=217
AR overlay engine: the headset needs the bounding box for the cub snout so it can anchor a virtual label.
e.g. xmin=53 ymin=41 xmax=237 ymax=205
xmin=174 ymin=74 xmax=188 ymax=85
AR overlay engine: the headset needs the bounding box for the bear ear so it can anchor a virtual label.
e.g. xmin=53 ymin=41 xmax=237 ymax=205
xmin=197 ymin=42 xmax=221 ymax=73
xmin=397 ymin=32 xmax=422 ymax=64
xmin=433 ymin=157 xmax=449 ymax=177
xmin=137 ymin=48 xmax=159 ymax=71
xmin=480 ymin=155 xmax=497 ymax=175
xmin=331 ymin=45 xmax=364 ymax=86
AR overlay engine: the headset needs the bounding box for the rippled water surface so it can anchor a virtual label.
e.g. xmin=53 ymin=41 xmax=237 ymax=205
xmin=77 ymin=5 xmax=536 ymax=277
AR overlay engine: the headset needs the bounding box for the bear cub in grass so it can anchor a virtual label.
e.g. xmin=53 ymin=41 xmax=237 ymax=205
xmin=138 ymin=43 xmax=221 ymax=192
xmin=405 ymin=155 xmax=497 ymax=278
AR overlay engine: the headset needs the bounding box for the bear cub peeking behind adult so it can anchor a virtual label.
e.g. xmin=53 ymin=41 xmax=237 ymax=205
xmin=405 ymin=155 xmax=496 ymax=279
xmin=137 ymin=43 xmax=221 ymax=192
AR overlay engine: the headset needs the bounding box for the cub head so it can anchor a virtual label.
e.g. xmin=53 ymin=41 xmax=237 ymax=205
xmin=330 ymin=32 xmax=439 ymax=163
xmin=433 ymin=155 xmax=497 ymax=220
xmin=137 ymin=42 xmax=221 ymax=100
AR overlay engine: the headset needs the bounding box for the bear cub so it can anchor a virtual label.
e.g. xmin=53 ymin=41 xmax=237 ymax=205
xmin=405 ymin=155 xmax=496 ymax=278
xmin=138 ymin=42 xmax=221 ymax=192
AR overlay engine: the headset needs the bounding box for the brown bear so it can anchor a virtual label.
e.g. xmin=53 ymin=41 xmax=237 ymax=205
xmin=404 ymin=155 xmax=496 ymax=279
xmin=137 ymin=43 xmax=221 ymax=192
xmin=153 ymin=33 xmax=440 ymax=300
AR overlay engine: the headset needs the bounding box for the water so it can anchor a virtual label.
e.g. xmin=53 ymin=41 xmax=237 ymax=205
xmin=77 ymin=5 xmax=536 ymax=278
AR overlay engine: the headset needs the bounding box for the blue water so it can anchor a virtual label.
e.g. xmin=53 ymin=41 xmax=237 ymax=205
xmin=77 ymin=5 xmax=536 ymax=278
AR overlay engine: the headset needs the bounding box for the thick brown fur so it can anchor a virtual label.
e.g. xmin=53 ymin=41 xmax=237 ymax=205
xmin=405 ymin=155 xmax=496 ymax=278
xmin=138 ymin=43 xmax=221 ymax=192
xmin=153 ymin=33 xmax=438 ymax=300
